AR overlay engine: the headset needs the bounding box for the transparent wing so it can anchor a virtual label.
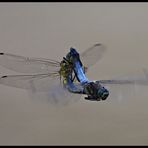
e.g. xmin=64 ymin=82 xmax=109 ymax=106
xmin=99 ymin=79 xmax=148 ymax=86
xmin=0 ymin=73 xmax=81 ymax=105
xmin=97 ymin=72 xmax=148 ymax=103
xmin=0 ymin=52 xmax=60 ymax=73
xmin=0 ymin=44 xmax=106 ymax=74
xmin=0 ymin=73 xmax=61 ymax=91
xmin=80 ymin=43 xmax=106 ymax=69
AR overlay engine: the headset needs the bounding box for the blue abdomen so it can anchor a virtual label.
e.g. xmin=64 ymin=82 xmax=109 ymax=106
xmin=74 ymin=61 xmax=89 ymax=84
xmin=69 ymin=47 xmax=89 ymax=84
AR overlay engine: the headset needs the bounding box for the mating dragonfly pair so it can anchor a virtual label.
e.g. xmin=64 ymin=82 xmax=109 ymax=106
xmin=0 ymin=43 xmax=148 ymax=103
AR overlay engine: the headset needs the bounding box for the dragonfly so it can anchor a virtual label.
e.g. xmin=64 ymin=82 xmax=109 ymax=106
xmin=0 ymin=43 xmax=148 ymax=104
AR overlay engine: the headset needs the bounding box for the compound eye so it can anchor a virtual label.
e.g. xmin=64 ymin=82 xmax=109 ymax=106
xmin=102 ymin=91 xmax=109 ymax=100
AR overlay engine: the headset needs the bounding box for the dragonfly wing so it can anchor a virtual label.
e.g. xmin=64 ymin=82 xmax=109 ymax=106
xmin=0 ymin=73 xmax=61 ymax=91
xmin=0 ymin=52 xmax=60 ymax=73
xmin=0 ymin=73 xmax=81 ymax=105
xmin=80 ymin=43 xmax=106 ymax=69
xmin=99 ymin=79 xmax=148 ymax=86
xmin=97 ymin=73 xmax=148 ymax=103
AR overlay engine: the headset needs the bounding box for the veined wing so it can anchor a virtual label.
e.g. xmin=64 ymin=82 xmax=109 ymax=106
xmin=97 ymin=73 xmax=148 ymax=103
xmin=0 ymin=73 xmax=81 ymax=105
xmin=80 ymin=43 xmax=106 ymax=69
xmin=0 ymin=73 xmax=61 ymax=91
xmin=98 ymin=79 xmax=148 ymax=86
xmin=0 ymin=52 xmax=60 ymax=73
xmin=0 ymin=44 xmax=105 ymax=73
xmin=98 ymin=69 xmax=148 ymax=86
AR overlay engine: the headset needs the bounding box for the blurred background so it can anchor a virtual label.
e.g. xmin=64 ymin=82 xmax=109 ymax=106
xmin=0 ymin=2 xmax=148 ymax=145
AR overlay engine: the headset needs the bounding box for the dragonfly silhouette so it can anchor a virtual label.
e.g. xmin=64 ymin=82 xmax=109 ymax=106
xmin=0 ymin=43 xmax=148 ymax=103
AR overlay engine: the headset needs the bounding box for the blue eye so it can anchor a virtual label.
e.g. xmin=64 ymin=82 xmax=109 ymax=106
xmin=97 ymin=87 xmax=109 ymax=100
xmin=102 ymin=91 xmax=109 ymax=100
xmin=97 ymin=89 xmax=103 ymax=96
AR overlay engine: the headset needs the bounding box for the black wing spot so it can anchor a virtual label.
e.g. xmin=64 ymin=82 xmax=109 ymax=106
xmin=1 ymin=76 xmax=7 ymax=78
xmin=94 ymin=43 xmax=101 ymax=46
xmin=0 ymin=53 xmax=4 ymax=55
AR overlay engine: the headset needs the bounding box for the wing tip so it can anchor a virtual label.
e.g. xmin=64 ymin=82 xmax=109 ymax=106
xmin=0 ymin=53 xmax=4 ymax=55
xmin=1 ymin=75 xmax=7 ymax=78
xmin=94 ymin=43 xmax=102 ymax=46
xmin=94 ymin=43 xmax=106 ymax=51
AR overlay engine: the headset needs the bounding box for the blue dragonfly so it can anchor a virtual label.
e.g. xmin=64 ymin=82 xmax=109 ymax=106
xmin=0 ymin=43 xmax=148 ymax=104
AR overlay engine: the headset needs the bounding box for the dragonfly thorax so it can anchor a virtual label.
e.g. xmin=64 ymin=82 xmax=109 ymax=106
xmin=59 ymin=57 xmax=74 ymax=84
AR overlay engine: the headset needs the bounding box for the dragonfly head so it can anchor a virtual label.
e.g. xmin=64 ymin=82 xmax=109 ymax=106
xmin=66 ymin=47 xmax=79 ymax=61
xmin=69 ymin=47 xmax=78 ymax=55
xmin=96 ymin=85 xmax=109 ymax=101
xmin=84 ymin=82 xmax=109 ymax=101
xmin=64 ymin=47 xmax=82 ymax=67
